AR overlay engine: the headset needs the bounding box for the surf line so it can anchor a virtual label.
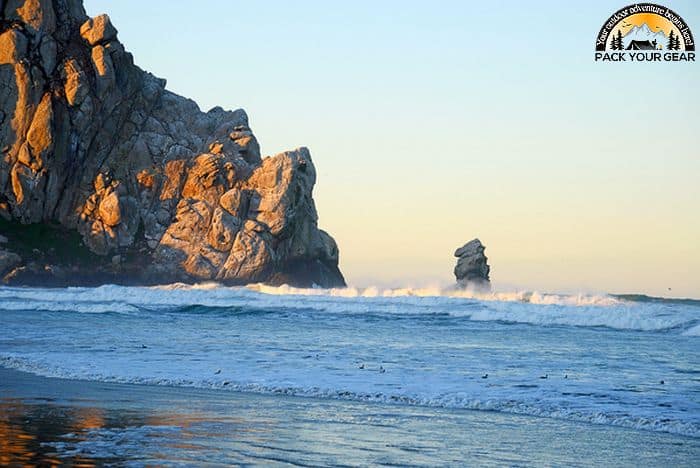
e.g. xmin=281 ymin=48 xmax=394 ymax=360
xmin=595 ymin=51 xmax=695 ymax=62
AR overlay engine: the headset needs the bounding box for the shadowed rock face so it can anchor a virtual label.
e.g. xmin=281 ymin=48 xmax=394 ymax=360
xmin=0 ymin=0 xmax=344 ymax=287
xmin=454 ymin=239 xmax=490 ymax=289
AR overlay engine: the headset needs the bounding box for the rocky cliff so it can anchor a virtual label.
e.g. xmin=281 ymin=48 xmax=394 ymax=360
xmin=0 ymin=0 xmax=344 ymax=287
xmin=454 ymin=239 xmax=490 ymax=289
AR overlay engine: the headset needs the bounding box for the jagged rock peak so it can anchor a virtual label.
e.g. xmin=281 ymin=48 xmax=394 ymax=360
xmin=454 ymin=239 xmax=490 ymax=289
xmin=0 ymin=0 xmax=344 ymax=287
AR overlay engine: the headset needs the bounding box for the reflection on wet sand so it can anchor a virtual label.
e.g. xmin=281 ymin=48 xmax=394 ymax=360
xmin=0 ymin=399 xmax=98 ymax=466
xmin=0 ymin=398 xmax=207 ymax=466
xmin=0 ymin=394 xmax=276 ymax=466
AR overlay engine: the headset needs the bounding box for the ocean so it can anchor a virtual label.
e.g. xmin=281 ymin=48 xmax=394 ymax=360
xmin=1 ymin=283 xmax=699 ymax=465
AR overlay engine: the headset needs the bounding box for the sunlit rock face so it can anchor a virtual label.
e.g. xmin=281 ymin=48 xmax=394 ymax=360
xmin=454 ymin=239 xmax=490 ymax=290
xmin=0 ymin=0 xmax=344 ymax=287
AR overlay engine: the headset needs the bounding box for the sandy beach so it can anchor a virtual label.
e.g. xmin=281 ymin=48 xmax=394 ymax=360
xmin=2 ymin=367 xmax=698 ymax=466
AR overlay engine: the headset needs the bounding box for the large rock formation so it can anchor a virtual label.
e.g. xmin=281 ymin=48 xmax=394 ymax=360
xmin=454 ymin=239 xmax=490 ymax=289
xmin=0 ymin=0 xmax=344 ymax=287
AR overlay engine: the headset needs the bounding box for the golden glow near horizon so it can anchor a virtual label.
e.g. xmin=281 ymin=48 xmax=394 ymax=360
xmin=82 ymin=0 xmax=700 ymax=297
xmin=315 ymin=123 xmax=700 ymax=297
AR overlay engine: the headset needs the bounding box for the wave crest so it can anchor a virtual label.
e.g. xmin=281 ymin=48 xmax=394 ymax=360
xmin=248 ymin=283 xmax=622 ymax=306
xmin=1 ymin=283 xmax=698 ymax=334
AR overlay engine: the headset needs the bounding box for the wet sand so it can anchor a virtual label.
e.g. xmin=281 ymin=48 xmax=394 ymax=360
xmin=1 ymin=367 xmax=698 ymax=466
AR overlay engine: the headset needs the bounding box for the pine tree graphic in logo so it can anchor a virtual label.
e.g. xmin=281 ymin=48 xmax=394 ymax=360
xmin=667 ymin=30 xmax=681 ymax=50
xmin=610 ymin=30 xmax=624 ymax=50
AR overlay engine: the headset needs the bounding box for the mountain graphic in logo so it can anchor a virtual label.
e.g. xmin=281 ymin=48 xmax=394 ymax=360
xmin=622 ymin=23 xmax=667 ymax=49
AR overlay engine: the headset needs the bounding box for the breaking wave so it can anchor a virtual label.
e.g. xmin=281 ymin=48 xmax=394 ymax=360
xmin=249 ymin=283 xmax=623 ymax=306
xmin=0 ymin=283 xmax=698 ymax=334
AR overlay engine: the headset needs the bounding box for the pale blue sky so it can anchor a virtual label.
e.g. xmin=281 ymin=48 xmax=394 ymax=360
xmin=84 ymin=1 xmax=700 ymax=296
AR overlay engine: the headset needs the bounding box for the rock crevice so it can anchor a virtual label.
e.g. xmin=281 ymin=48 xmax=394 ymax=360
xmin=0 ymin=0 xmax=345 ymax=287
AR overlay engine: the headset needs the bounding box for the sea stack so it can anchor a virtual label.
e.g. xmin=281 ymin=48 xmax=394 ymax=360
xmin=453 ymin=239 xmax=490 ymax=289
xmin=0 ymin=0 xmax=344 ymax=287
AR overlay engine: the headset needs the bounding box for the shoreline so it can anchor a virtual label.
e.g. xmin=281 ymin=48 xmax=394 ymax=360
xmin=2 ymin=367 xmax=698 ymax=466
xmin=3 ymin=356 xmax=699 ymax=439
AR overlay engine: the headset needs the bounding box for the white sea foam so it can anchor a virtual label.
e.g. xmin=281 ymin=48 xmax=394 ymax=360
xmin=42 ymin=425 xmax=182 ymax=459
xmin=0 ymin=298 xmax=141 ymax=314
xmin=248 ymin=283 xmax=623 ymax=306
xmin=2 ymin=355 xmax=697 ymax=438
xmin=467 ymin=304 xmax=694 ymax=331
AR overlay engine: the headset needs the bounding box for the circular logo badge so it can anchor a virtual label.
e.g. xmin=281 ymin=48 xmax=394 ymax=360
xmin=596 ymin=3 xmax=694 ymax=52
